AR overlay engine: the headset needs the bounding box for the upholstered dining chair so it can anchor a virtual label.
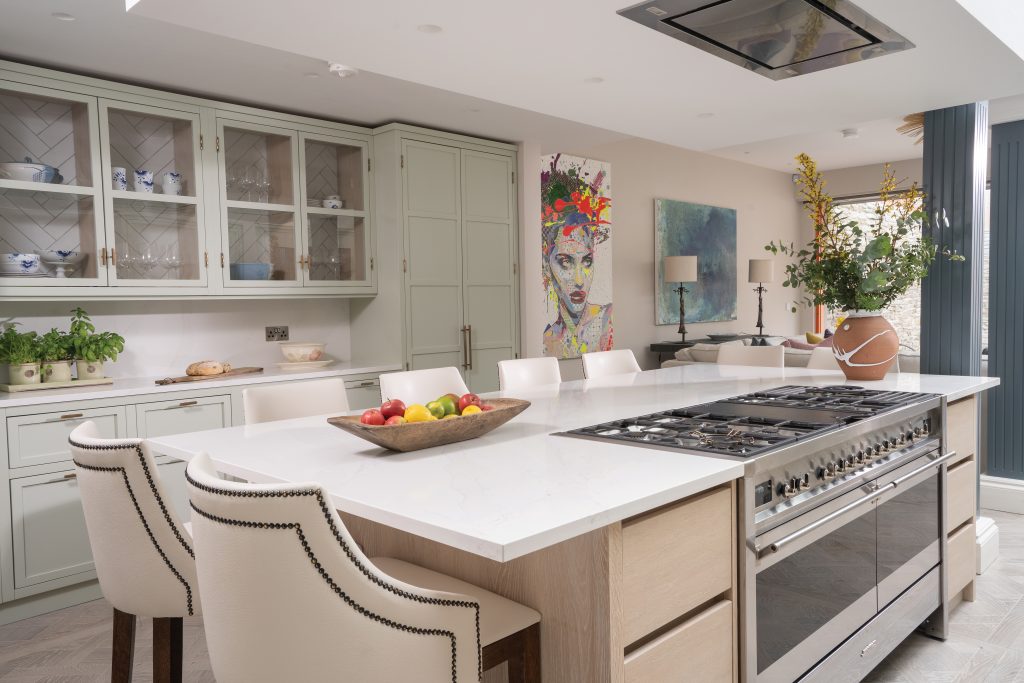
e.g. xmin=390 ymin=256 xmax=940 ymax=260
xmin=68 ymin=421 xmax=198 ymax=683
xmin=242 ymin=377 xmax=350 ymax=424
xmin=186 ymin=453 xmax=541 ymax=682
xmin=716 ymin=344 xmax=785 ymax=368
xmin=379 ymin=366 xmax=470 ymax=406
xmin=581 ymin=349 xmax=642 ymax=379
xmin=806 ymin=346 xmax=842 ymax=371
xmin=498 ymin=357 xmax=561 ymax=391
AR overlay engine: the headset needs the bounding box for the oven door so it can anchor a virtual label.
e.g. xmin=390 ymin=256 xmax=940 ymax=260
xmin=754 ymin=489 xmax=879 ymax=682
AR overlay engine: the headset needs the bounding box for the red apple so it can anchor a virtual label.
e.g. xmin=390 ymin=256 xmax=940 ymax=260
xmin=458 ymin=393 xmax=481 ymax=414
xmin=480 ymin=403 xmax=495 ymax=412
xmin=360 ymin=409 xmax=385 ymax=426
xmin=385 ymin=415 xmax=407 ymax=426
xmin=380 ymin=399 xmax=406 ymax=419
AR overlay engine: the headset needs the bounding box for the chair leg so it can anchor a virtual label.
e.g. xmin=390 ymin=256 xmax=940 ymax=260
xmin=111 ymin=608 xmax=136 ymax=683
xmin=505 ymin=623 xmax=541 ymax=683
xmin=152 ymin=617 xmax=183 ymax=683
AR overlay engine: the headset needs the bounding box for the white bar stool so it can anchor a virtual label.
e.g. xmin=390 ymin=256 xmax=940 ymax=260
xmin=498 ymin=357 xmax=561 ymax=391
xmin=581 ymin=349 xmax=641 ymax=378
xmin=242 ymin=377 xmax=350 ymax=424
xmin=379 ymin=366 xmax=470 ymax=405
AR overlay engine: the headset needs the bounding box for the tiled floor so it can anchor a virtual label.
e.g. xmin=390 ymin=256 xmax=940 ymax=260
xmin=0 ymin=510 xmax=1020 ymax=682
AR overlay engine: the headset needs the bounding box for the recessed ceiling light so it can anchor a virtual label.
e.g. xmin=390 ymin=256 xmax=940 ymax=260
xmin=303 ymin=72 xmax=320 ymax=79
xmin=583 ymin=77 xmax=605 ymax=84
xmin=417 ymin=24 xmax=443 ymax=34
xmin=51 ymin=12 xmax=75 ymax=21
xmin=841 ymin=128 xmax=860 ymax=139
xmin=327 ymin=62 xmax=359 ymax=79
xmin=697 ymin=112 xmax=715 ymax=119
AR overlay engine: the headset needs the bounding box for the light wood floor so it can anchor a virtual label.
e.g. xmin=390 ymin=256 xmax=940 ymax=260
xmin=0 ymin=510 xmax=1020 ymax=682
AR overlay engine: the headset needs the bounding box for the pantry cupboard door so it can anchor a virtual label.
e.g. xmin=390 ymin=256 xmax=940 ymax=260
xmin=402 ymin=140 xmax=465 ymax=374
xmin=461 ymin=149 xmax=517 ymax=393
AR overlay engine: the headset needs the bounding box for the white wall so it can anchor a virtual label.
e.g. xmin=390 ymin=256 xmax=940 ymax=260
xmin=520 ymin=137 xmax=810 ymax=377
xmin=3 ymin=299 xmax=351 ymax=379
xmin=822 ymin=158 xmax=923 ymax=198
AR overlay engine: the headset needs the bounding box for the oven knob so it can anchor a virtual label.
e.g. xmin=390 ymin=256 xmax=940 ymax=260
xmin=799 ymin=473 xmax=811 ymax=490
xmin=906 ymin=430 xmax=914 ymax=441
xmin=914 ymin=426 xmax=924 ymax=437
xmin=873 ymin=444 xmax=883 ymax=455
xmin=855 ymin=451 xmax=865 ymax=463
xmin=836 ymin=460 xmax=848 ymax=473
xmin=882 ymin=439 xmax=891 ymax=450
xmin=778 ymin=482 xmax=797 ymax=499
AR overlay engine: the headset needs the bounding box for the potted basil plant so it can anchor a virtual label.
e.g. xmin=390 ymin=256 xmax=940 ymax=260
xmin=38 ymin=328 xmax=75 ymax=383
xmin=0 ymin=324 xmax=42 ymax=385
xmin=69 ymin=308 xmax=125 ymax=380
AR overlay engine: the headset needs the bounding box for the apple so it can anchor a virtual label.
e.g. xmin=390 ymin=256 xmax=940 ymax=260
xmin=385 ymin=415 xmax=407 ymax=426
xmin=360 ymin=409 xmax=386 ymax=426
xmin=458 ymin=393 xmax=481 ymax=414
xmin=480 ymin=403 xmax=495 ymax=412
xmin=380 ymin=399 xmax=406 ymax=419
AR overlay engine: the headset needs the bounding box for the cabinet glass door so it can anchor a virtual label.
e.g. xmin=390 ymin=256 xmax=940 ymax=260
xmin=100 ymin=100 xmax=206 ymax=286
xmin=0 ymin=81 xmax=107 ymax=287
xmin=299 ymin=133 xmax=370 ymax=286
xmin=217 ymin=119 xmax=301 ymax=287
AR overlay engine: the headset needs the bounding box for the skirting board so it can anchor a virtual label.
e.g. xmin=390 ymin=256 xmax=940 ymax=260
xmin=980 ymin=474 xmax=1024 ymax=514
xmin=977 ymin=516 xmax=999 ymax=575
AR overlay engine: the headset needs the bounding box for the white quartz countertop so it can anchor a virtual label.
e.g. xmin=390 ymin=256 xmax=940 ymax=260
xmin=148 ymin=364 xmax=999 ymax=562
xmin=0 ymin=362 xmax=402 ymax=409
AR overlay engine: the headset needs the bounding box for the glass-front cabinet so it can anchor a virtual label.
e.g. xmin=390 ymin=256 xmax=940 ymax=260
xmin=0 ymin=80 xmax=107 ymax=287
xmin=99 ymin=100 xmax=206 ymax=286
xmin=217 ymin=119 xmax=302 ymax=288
xmin=299 ymin=133 xmax=370 ymax=287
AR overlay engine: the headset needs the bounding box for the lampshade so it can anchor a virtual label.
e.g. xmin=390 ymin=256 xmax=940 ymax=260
xmin=748 ymin=258 xmax=775 ymax=284
xmin=664 ymin=255 xmax=698 ymax=283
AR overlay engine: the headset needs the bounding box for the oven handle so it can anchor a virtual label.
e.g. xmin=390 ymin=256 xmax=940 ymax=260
xmin=765 ymin=484 xmax=892 ymax=556
xmin=891 ymin=450 xmax=958 ymax=487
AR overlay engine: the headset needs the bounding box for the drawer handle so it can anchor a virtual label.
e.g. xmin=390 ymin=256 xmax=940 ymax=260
xmin=178 ymin=400 xmax=198 ymax=408
xmin=46 ymin=473 xmax=77 ymax=484
xmin=358 ymin=381 xmax=375 ymax=387
xmin=59 ymin=413 xmax=84 ymax=420
xmin=64 ymin=473 xmax=77 ymax=480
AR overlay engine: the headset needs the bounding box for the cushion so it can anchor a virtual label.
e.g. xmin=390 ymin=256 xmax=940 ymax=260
xmin=783 ymin=338 xmax=818 ymax=350
xmin=760 ymin=336 xmax=787 ymax=346
xmin=806 ymin=331 xmax=824 ymax=344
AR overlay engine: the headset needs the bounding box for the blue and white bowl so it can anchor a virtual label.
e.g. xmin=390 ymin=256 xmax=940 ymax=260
xmin=1 ymin=253 xmax=42 ymax=275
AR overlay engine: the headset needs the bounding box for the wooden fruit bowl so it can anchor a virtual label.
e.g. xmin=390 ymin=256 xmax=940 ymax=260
xmin=327 ymin=398 xmax=530 ymax=452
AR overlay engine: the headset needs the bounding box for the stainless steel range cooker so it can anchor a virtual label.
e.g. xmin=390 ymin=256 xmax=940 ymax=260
xmin=560 ymin=385 xmax=957 ymax=683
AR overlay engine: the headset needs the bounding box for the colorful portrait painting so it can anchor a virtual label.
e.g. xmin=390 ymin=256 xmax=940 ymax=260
xmin=655 ymin=199 xmax=737 ymax=325
xmin=541 ymin=154 xmax=613 ymax=359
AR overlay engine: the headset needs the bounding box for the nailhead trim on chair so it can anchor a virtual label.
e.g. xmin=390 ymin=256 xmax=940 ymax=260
xmin=190 ymin=502 xmax=463 ymax=683
xmin=186 ymin=471 xmax=483 ymax=682
xmin=73 ymin=458 xmax=195 ymax=616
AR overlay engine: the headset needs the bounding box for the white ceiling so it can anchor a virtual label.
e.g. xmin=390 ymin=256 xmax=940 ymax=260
xmin=3 ymin=0 xmax=1024 ymax=173
xmin=125 ymin=0 xmax=1024 ymax=155
xmin=0 ymin=1 xmax=630 ymax=152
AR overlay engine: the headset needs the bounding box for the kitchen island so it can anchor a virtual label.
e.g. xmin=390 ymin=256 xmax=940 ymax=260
xmin=150 ymin=365 xmax=998 ymax=682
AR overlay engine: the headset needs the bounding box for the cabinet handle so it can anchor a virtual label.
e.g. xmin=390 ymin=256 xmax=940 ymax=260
xmin=216 ymin=136 xmax=220 ymax=152
xmin=64 ymin=473 xmax=77 ymax=480
xmin=204 ymin=251 xmax=209 ymax=268
xmin=46 ymin=472 xmax=77 ymax=484
xmin=178 ymin=400 xmax=198 ymax=408
xmin=358 ymin=380 xmax=375 ymax=387
xmin=100 ymin=247 xmax=107 ymax=267
xmin=220 ymin=253 xmax=225 ymax=268
xmin=59 ymin=413 xmax=84 ymax=420
xmin=466 ymin=324 xmax=473 ymax=371
xmin=111 ymin=248 xmax=117 ymax=266
xmin=370 ymin=257 xmax=374 ymax=271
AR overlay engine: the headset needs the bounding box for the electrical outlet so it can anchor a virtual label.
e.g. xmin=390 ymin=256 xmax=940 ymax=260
xmin=265 ymin=326 xmax=289 ymax=342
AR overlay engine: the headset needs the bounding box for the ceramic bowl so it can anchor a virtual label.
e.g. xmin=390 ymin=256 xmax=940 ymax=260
xmin=1 ymin=253 xmax=42 ymax=275
xmin=0 ymin=160 xmax=63 ymax=184
xmin=279 ymin=342 xmax=327 ymax=363
xmin=229 ymin=262 xmax=271 ymax=280
xmin=43 ymin=249 xmax=83 ymax=264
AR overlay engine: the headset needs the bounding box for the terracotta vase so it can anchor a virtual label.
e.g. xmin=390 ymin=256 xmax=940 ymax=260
xmin=831 ymin=311 xmax=899 ymax=381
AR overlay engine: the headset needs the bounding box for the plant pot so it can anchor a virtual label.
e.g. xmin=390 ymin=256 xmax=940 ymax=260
xmin=8 ymin=362 xmax=41 ymax=385
xmin=832 ymin=311 xmax=899 ymax=381
xmin=76 ymin=360 xmax=105 ymax=380
xmin=42 ymin=359 xmax=73 ymax=383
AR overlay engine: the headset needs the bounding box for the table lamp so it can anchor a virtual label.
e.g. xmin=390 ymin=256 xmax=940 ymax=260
xmin=664 ymin=256 xmax=698 ymax=342
xmin=748 ymin=258 xmax=775 ymax=339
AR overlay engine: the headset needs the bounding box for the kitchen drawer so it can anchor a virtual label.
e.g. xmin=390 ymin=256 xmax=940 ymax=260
xmin=621 ymin=485 xmax=732 ymax=644
xmin=156 ymin=458 xmax=190 ymax=523
xmin=624 ymin=599 xmax=733 ymax=683
xmin=947 ymin=521 xmax=976 ymax=601
xmin=135 ymin=395 xmax=231 ymax=438
xmin=8 ymin=406 xmax=128 ymax=469
xmin=946 ymin=397 xmax=977 ymax=466
xmin=11 ymin=469 xmax=94 ymax=589
xmin=946 ymin=458 xmax=976 ymax=534
xmin=345 ymin=377 xmax=381 ymax=410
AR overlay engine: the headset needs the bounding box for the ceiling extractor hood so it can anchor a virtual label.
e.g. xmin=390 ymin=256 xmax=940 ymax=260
xmin=618 ymin=0 xmax=914 ymax=80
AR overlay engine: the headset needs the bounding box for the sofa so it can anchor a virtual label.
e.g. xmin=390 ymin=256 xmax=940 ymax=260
xmin=660 ymin=337 xmax=927 ymax=372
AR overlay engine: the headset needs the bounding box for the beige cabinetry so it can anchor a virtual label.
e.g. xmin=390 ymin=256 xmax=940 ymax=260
xmin=945 ymin=396 xmax=978 ymax=604
xmin=367 ymin=125 xmax=518 ymax=393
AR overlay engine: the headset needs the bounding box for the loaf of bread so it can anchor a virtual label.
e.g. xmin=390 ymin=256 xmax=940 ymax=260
xmin=186 ymin=361 xmax=232 ymax=377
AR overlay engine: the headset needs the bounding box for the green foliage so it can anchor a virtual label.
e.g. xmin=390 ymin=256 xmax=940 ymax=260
xmin=69 ymin=307 xmax=125 ymax=363
xmin=766 ymin=154 xmax=964 ymax=313
xmin=37 ymin=328 xmax=74 ymax=362
xmin=0 ymin=324 xmax=41 ymax=365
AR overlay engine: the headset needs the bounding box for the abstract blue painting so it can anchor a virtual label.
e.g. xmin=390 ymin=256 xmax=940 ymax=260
xmin=655 ymin=199 xmax=737 ymax=325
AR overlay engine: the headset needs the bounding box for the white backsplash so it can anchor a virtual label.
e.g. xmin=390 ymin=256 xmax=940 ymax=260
xmin=2 ymin=299 xmax=351 ymax=379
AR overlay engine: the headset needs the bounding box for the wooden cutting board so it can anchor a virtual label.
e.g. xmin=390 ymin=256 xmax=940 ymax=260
xmin=155 ymin=367 xmax=263 ymax=385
